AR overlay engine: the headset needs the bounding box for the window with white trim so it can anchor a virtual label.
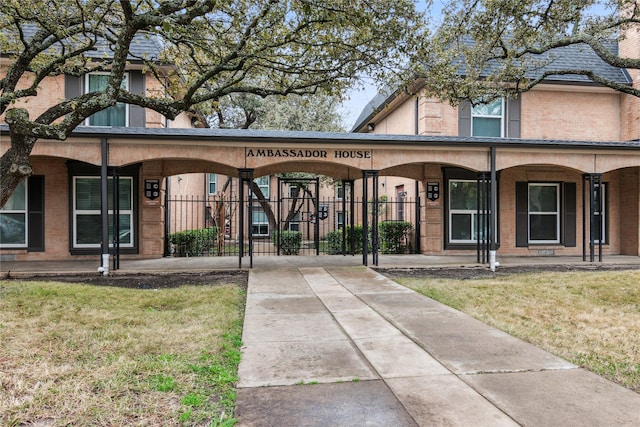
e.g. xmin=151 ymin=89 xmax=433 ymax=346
xmin=254 ymin=176 xmax=270 ymax=198
xmin=86 ymin=73 xmax=129 ymax=126
xmin=0 ymin=180 xmax=27 ymax=247
xmin=72 ymin=177 xmax=134 ymax=247
xmin=336 ymin=211 xmax=345 ymax=229
xmin=208 ymin=173 xmax=217 ymax=195
xmin=288 ymin=213 xmax=301 ymax=232
xmin=472 ymin=99 xmax=504 ymax=137
xmin=528 ymin=183 xmax=560 ymax=243
xmin=449 ymin=180 xmax=487 ymax=243
xmin=252 ymin=207 xmax=269 ymax=236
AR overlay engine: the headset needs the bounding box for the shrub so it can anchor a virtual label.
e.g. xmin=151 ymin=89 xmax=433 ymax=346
xmin=272 ymin=230 xmax=302 ymax=255
xmin=169 ymin=227 xmax=217 ymax=256
xmin=378 ymin=221 xmax=413 ymax=254
xmin=326 ymin=225 xmax=366 ymax=254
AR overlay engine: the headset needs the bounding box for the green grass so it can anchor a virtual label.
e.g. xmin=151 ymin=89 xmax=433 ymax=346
xmin=396 ymin=269 xmax=640 ymax=392
xmin=0 ymin=279 xmax=245 ymax=426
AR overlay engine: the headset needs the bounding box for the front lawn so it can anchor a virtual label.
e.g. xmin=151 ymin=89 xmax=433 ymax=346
xmin=0 ymin=279 xmax=245 ymax=426
xmin=396 ymin=269 xmax=640 ymax=392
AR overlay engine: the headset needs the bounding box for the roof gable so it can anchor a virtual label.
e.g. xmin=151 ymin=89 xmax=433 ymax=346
xmin=353 ymin=40 xmax=632 ymax=132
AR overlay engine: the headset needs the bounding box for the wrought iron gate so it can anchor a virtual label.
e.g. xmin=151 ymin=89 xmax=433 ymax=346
xmin=165 ymin=180 xmax=421 ymax=259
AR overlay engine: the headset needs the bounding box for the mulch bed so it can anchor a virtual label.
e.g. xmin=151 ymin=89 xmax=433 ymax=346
xmin=3 ymin=271 xmax=248 ymax=289
xmin=4 ymin=263 xmax=639 ymax=288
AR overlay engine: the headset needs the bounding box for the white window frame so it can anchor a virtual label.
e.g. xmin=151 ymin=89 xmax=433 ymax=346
xmin=448 ymin=179 xmax=487 ymax=244
xmin=288 ymin=213 xmax=301 ymax=232
xmin=253 ymin=176 xmax=270 ymax=198
xmin=528 ymin=183 xmax=560 ymax=244
xmin=72 ymin=176 xmax=134 ymax=248
xmin=471 ymin=98 xmax=504 ymax=137
xmin=208 ymin=173 xmax=217 ymax=195
xmin=251 ymin=206 xmax=269 ymax=236
xmin=0 ymin=179 xmax=28 ymax=248
xmin=336 ymin=211 xmax=345 ymax=229
xmin=336 ymin=184 xmax=344 ymax=200
xmin=85 ymin=72 xmax=130 ymax=126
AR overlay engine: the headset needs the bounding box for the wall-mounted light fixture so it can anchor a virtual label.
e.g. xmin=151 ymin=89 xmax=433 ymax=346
xmin=367 ymin=123 xmax=375 ymax=131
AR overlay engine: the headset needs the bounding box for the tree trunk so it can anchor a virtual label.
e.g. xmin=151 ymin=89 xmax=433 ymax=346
xmin=249 ymin=181 xmax=277 ymax=230
xmin=0 ymin=134 xmax=35 ymax=207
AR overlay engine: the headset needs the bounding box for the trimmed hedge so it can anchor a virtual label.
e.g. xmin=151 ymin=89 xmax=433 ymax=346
xmin=169 ymin=227 xmax=217 ymax=256
xmin=272 ymin=230 xmax=302 ymax=255
xmin=327 ymin=221 xmax=414 ymax=254
xmin=379 ymin=220 xmax=413 ymax=254
xmin=326 ymin=225 xmax=366 ymax=254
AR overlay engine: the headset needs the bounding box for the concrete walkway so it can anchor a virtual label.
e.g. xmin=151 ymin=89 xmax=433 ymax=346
xmin=3 ymin=253 xmax=640 ymax=275
xmin=235 ymin=266 xmax=640 ymax=426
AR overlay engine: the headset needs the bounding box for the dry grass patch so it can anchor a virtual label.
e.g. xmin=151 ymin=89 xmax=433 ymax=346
xmin=396 ymin=269 xmax=640 ymax=392
xmin=0 ymin=279 xmax=244 ymax=426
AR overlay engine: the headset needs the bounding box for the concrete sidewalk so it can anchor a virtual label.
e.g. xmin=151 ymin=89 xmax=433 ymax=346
xmin=235 ymin=266 xmax=640 ymax=426
xmin=2 ymin=253 xmax=640 ymax=275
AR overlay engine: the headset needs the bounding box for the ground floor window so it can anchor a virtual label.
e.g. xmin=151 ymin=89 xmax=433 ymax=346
xmin=516 ymin=181 xmax=576 ymax=248
xmin=528 ymin=183 xmax=560 ymax=243
xmin=72 ymin=176 xmax=134 ymax=248
xmin=288 ymin=213 xmax=301 ymax=232
xmin=336 ymin=211 xmax=345 ymax=229
xmin=448 ymin=179 xmax=488 ymax=243
xmin=252 ymin=207 xmax=269 ymax=236
xmin=0 ymin=180 xmax=27 ymax=247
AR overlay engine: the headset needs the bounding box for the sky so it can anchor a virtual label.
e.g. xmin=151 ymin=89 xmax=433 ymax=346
xmin=339 ymin=81 xmax=380 ymax=131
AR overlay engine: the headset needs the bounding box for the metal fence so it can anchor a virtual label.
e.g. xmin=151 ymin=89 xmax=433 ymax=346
xmin=165 ymin=194 xmax=420 ymax=257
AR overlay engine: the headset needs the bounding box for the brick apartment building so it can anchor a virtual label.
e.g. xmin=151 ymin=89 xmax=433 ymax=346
xmin=1 ymin=23 xmax=639 ymax=266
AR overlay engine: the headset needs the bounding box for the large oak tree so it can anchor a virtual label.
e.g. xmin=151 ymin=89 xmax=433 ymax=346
xmin=0 ymin=0 xmax=421 ymax=206
xmin=414 ymin=0 xmax=640 ymax=103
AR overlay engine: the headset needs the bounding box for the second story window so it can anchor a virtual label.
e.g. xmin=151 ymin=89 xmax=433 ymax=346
xmin=253 ymin=176 xmax=270 ymax=198
xmin=208 ymin=173 xmax=217 ymax=195
xmin=86 ymin=73 xmax=129 ymax=126
xmin=472 ymin=99 xmax=504 ymax=137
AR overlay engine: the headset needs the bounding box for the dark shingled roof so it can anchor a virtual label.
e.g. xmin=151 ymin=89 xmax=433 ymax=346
xmin=10 ymin=24 xmax=163 ymax=62
xmin=352 ymin=41 xmax=632 ymax=132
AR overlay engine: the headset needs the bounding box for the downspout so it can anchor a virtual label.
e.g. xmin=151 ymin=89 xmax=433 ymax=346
xmin=414 ymin=96 xmax=419 ymax=135
xmin=489 ymin=146 xmax=499 ymax=272
xmin=98 ymin=137 xmax=110 ymax=275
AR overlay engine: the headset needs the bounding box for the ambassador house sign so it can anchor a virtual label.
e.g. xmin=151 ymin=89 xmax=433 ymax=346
xmin=246 ymin=148 xmax=371 ymax=159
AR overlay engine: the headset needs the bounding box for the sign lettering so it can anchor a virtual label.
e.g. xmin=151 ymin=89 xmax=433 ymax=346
xmin=246 ymin=148 xmax=371 ymax=159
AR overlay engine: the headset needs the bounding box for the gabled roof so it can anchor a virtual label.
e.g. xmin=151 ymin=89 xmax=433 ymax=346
xmin=7 ymin=24 xmax=163 ymax=62
xmin=352 ymin=41 xmax=633 ymax=132
xmin=521 ymin=41 xmax=631 ymax=85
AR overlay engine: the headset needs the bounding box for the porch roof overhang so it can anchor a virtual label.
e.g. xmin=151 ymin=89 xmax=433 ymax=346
xmin=2 ymin=125 xmax=639 ymax=152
